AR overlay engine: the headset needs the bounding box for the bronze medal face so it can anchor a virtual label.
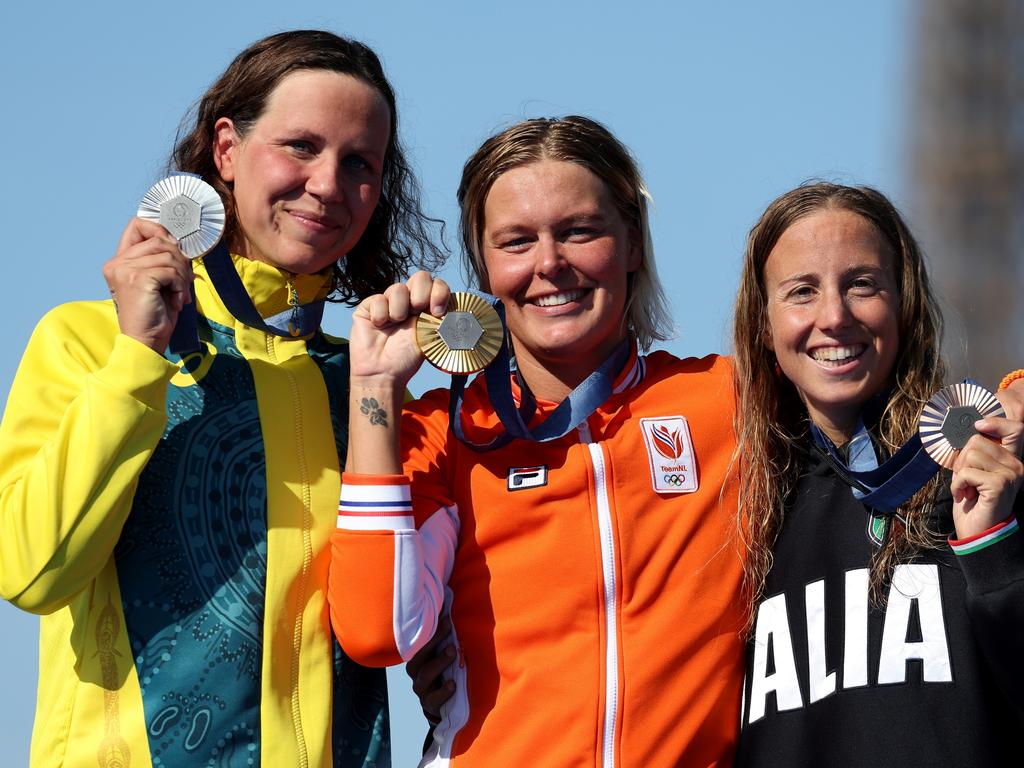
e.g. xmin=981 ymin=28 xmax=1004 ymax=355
xmin=416 ymin=292 xmax=504 ymax=374
xmin=137 ymin=174 xmax=225 ymax=259
xmin=919 ymin=382 xmax=1005 ymax=469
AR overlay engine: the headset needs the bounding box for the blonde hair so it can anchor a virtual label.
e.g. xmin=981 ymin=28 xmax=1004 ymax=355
xmin=732 ymin=182 xmax=946 ymax=631
xmin=456 ymin=116 xmax=672 ymax=351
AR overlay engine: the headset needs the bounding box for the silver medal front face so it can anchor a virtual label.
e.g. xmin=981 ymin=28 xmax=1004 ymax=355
xmin=137 ymin=174 xmax=225 ymax=259
xmin=159 ymin=195 xmax=202 ymax=240
xmin=437 ymin=311 xmax=484 ymax=351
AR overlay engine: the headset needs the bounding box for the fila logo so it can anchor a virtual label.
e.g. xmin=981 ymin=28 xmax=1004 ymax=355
xmin=640 ymin=416 xmax=698 ymax=493
xmin=507 ymin=465 xmax=548 ymax=492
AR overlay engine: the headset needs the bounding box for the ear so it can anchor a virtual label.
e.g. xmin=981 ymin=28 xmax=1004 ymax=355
xmin=762 ymin=321 xmax=775 ymax=352
xmin=212 ymin=118 xmax=241 ymax=182
xmin=625 ymin=228 xmax=643 ymax=273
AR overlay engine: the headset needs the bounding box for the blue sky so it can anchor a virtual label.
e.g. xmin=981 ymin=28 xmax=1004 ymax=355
xmin=0 ymin=1 xmax=911 ymax=764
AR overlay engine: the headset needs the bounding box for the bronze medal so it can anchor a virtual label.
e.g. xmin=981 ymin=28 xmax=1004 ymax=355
xmin=918 ymin=382 xmax=1005 ymax=469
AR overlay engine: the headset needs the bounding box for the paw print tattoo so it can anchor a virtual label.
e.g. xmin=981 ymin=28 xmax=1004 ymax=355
xmin=360 ymin=397 xmax=388 ymax=427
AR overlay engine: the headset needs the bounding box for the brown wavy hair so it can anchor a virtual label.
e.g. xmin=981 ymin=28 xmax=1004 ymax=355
xmin=171 ymin=29 xmax=445 ymax=303
xmin=732 ymin=182 xmax=946 ymax=631
xmin=456 ymin=116 xmax=672 ymax=351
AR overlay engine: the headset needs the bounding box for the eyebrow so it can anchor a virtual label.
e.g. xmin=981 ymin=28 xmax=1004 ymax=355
xmin=486 ymin=224 xmax=529 ymax=242
xmin=775 ymin=272 xmax=815 ymax=286
xmin=775 ymin=263 xmax=890 ymax=287
xmin=275 ymin=128 xmax=386 ymax=161
xmin=486 ymin=212 xmax=609 ymax=240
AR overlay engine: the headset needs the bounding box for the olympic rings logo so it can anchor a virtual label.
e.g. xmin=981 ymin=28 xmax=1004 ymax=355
xmin=662 ymin=473 xmax=687 ymax=486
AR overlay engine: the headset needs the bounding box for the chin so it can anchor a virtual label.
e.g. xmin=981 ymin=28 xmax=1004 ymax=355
xmin=276 ymin=250 xmax=342 ymax=275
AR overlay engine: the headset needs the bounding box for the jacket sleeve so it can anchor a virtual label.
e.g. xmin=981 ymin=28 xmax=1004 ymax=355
xmin=953 ymin=497 xmax=1024 ymax=714
xmin=329 ymin=397 xmax=459 ymax=667
xmin=0 ymin=303 xmax=176 ymax=613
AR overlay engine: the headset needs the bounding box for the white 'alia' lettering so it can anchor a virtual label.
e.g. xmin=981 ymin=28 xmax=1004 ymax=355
xmin=878 ymin=564 xmax=952 ymax=684
xmin=748 ymin=593 xmax=803 ymax=723
xmin=745 ymin=564 xmax=951 ymax=726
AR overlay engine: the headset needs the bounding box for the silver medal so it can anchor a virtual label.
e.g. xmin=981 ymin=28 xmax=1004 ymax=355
xmin=137 ymin=174 xmax=225 ymax=259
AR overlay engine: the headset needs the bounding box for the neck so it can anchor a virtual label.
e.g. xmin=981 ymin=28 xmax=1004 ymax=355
xmin=515 ymin=355 xmax=578 ymax=403
xmin=809 ymin=414 xmax=856 ymax=448
xmin=512 ymin=336 xmax=629 ymax=404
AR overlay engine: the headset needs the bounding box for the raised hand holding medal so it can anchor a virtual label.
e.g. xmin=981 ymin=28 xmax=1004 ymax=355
xmin=920 ymin=382 xmax=1024 ymax=540
xmin=102 ymin=174 xmax=223 ymax=354
xmin=103 ymin=173 xmax=224 ymax=353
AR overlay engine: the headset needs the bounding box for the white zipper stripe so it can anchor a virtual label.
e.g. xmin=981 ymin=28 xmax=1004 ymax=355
xmin=585 ymin=433 xmax=618 ymax=768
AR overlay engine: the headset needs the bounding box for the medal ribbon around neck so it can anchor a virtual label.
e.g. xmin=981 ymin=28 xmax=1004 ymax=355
xmin=810 ymin=379 xmax=1004 ymax=513
xmin=201 ymin=242 xmax=325 ymax=337
xmin=445 ymin=292 xmax=632 ymax=453
xmin=168 ymin=242 xmax=326 ymax=354
xmin=810 ymin=420 xmax=939 ymax=514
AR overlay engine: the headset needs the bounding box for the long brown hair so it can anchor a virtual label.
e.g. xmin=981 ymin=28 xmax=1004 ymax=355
xmin=171 ymin=29 xmax=445 ymax=303
xmin=732 ymin=182 xmax=946 ymax=631
xmin=456 ymin=115 xmax=672 ymax=351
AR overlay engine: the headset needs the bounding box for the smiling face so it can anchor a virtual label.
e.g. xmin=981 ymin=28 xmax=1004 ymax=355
xmin=213 ymin=69 xmax=391 ymax=274
xmin=480 ymin=159 xmax=640 ymax=398
xmin=763 ymin=207 xmax=901 ymax=443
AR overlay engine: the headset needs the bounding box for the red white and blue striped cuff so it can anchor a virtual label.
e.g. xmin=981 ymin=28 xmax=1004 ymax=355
xmin=949 ymin=515 xmax=1019 ymax=556
xmin=337 ymin=473 xmax=414 ymax=531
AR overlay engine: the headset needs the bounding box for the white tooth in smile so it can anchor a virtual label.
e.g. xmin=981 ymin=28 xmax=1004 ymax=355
xmin=811 ymin=345 xmax=863 ymax=363
xmin=534 ymin=290 xmax=583 ymax=307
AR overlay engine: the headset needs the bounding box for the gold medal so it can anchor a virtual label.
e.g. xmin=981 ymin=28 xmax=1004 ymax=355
xmin=918 ymin=382 xmax=1005 ymax=469
xmin=416 ymin=292 xmax=504 ymax=374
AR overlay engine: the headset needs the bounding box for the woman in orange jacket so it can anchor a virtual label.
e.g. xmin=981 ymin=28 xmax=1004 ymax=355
xmin=330 ymin=116 xmax=746 ymax=767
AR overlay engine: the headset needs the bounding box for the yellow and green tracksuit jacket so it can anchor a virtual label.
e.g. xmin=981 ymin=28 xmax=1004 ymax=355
xmin=0 ymin=253 xmax=388 ymax=768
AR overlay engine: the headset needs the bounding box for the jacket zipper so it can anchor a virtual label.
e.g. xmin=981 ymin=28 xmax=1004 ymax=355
xmin=267 ymin=334 xmax=312 ymax=768
xmin=579 ymin=422 xmax=618 ymax=768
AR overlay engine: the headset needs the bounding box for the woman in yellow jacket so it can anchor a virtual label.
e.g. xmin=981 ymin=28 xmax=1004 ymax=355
xmin=0 ymin=30 xmax=441 ymax=768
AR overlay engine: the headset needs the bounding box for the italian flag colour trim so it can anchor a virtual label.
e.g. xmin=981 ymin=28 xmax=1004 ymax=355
xmin=950 ymin=516 xmax=1018 ymax=556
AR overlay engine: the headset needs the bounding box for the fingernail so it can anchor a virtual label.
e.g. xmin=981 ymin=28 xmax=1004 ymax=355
xmin=432 ymin=304 xmax=446 ymax=316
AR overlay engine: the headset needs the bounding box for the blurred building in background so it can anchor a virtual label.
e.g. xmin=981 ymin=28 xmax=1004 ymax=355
xmin=911 ymin=0 xmax=1024 ymax=386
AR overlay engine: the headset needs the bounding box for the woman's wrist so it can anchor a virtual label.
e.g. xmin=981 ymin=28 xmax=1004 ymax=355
xmin=350 ymin=374 xmax=407 ymax=395
xmin=999 ymin=369 xmax=1024 ymax=392
xmin=347 ymin=379 xmax=405 ymax=474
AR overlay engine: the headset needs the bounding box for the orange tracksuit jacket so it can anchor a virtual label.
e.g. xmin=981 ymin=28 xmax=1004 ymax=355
xmin=330 ymin=348 xmax=745 ymax=767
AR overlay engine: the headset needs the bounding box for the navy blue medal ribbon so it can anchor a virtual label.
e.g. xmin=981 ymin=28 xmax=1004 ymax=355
xmin=449 ymin=292 xmax=632 ymax=452
xmin=168 ymin=242 xmax=326 ymax=355
xmin=810 ymin=419 xmax=939 ymax=514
